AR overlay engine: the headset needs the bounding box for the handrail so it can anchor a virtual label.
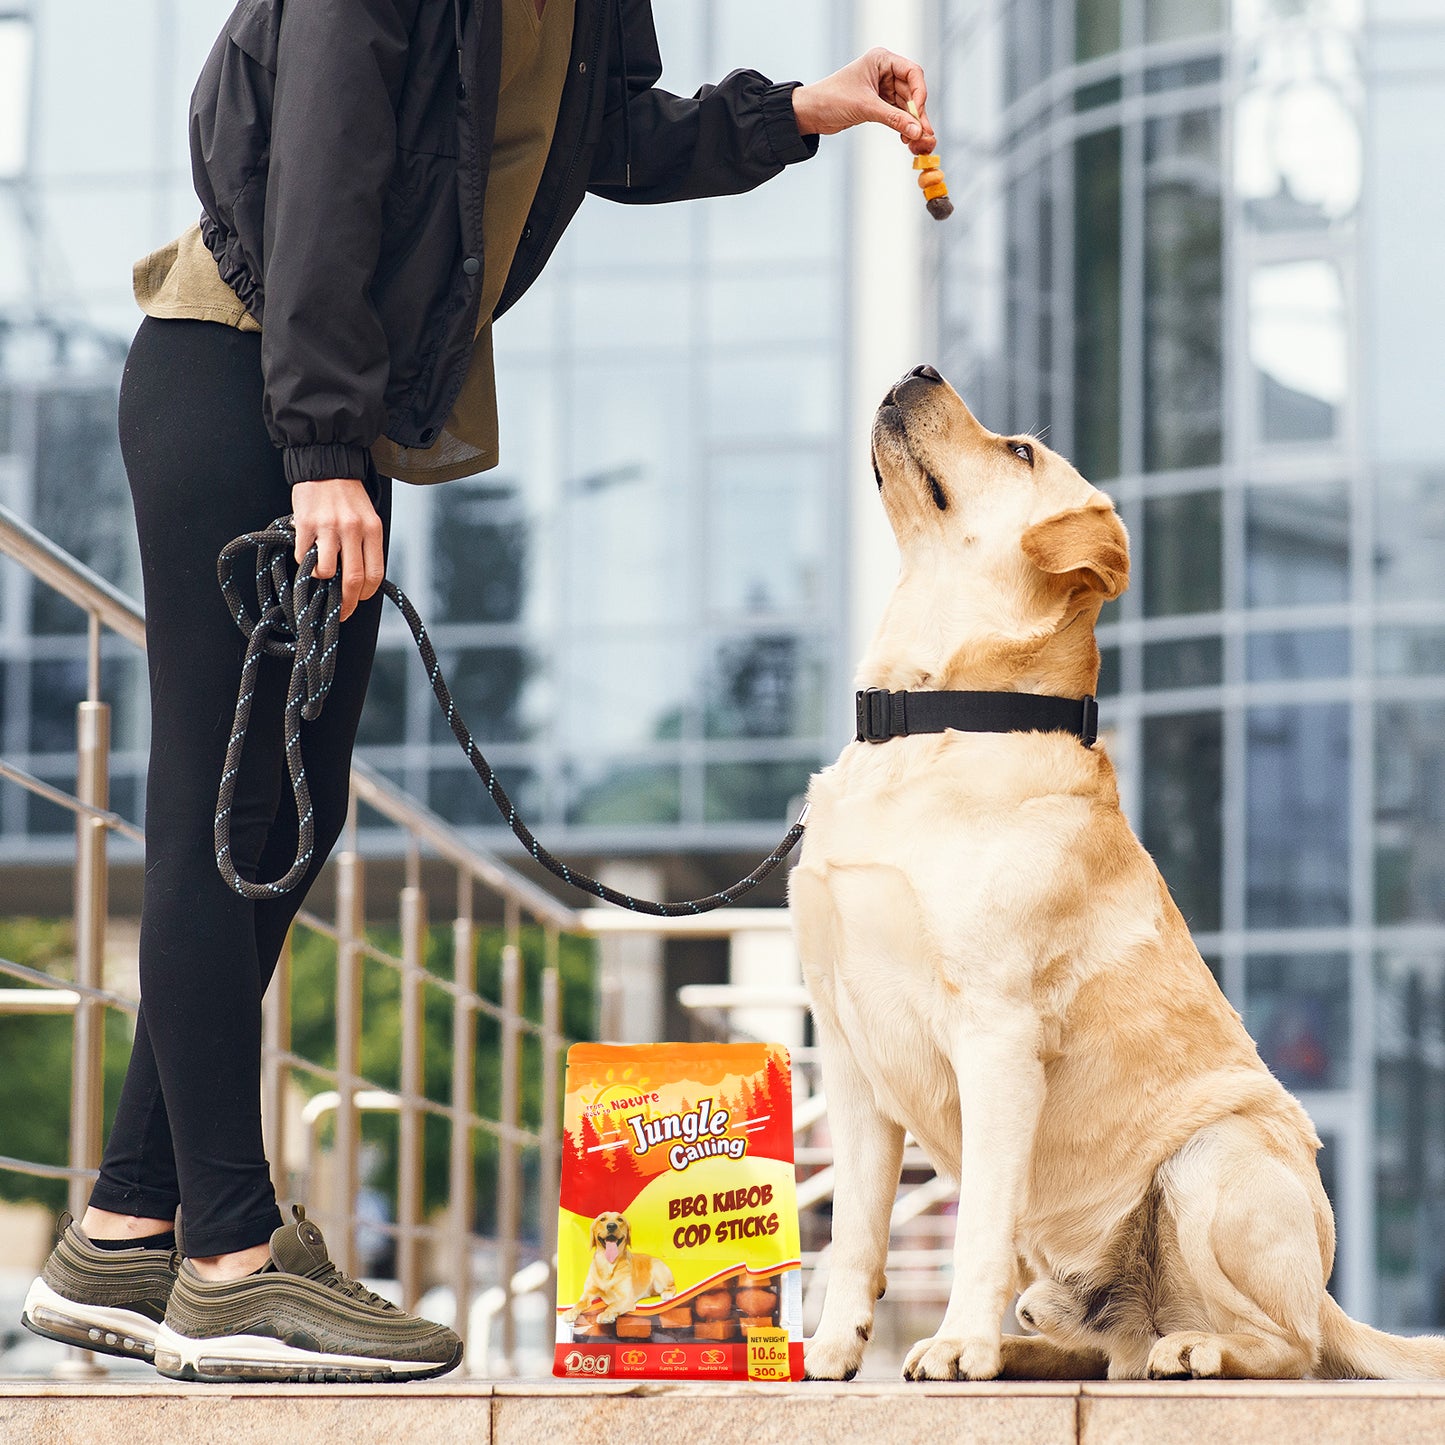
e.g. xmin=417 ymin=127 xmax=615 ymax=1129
xmin=0 ymin=502 xmax=579 ymax=1377
xmin=0 ymin=501 xmax=146 ymax=647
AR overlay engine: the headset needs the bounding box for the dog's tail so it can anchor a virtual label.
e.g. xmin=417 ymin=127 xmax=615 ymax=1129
xmin=1316 ymin=1295 xmax=1445 ymax=1379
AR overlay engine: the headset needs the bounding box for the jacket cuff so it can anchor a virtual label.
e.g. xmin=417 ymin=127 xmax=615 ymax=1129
xmin=761 ymin=81 xmax=820 ymax=167
xmin=283 ymin=442 xmax=372 ymax=485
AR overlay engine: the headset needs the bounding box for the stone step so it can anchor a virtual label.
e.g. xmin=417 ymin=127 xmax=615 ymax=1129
xmin=6 ymin=1378 xmax=1445 ymax=1445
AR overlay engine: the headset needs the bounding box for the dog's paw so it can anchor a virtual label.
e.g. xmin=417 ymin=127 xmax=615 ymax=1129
xmin=561 ymin=1307 xmax=581 ymax=1324
xmin=903 ymin=1334 xmax=1002 ymax=1382
xmin=804 ymin=1332 xmax=866 ymax=1381
xmin=1147 ymin=1332 xmax=1224 ymax=1379
xmin=596 ymin=1310 xmax=620 ymax=1325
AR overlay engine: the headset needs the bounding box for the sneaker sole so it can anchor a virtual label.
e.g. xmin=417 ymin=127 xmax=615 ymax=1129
xmin=152 ymin=1322 xmax=463 ymax=1384
xmin=21 ymin=1276 xmax=162 ymax=1362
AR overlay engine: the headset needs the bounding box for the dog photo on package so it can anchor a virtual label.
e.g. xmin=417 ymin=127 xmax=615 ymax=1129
xmin=555 ymin=1043 xmax=803 ymax=1380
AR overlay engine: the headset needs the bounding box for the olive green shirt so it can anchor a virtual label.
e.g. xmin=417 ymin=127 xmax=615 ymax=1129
xmin=133 ymin=0 xmax=575 ymax=486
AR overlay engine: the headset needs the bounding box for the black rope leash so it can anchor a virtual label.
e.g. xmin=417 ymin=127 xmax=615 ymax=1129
xmin=215 ymin=517 xmax=807 ymax=913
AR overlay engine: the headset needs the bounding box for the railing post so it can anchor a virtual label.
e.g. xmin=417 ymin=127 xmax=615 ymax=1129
xmin=262 ymin=931 xmax=293 ymax=1204
xmin=332 ymin=797 xmax=364 ymax=1274
xmin=449 ymin=876 xmax=476 ymax=1357
xmin=540 ymin=938 xmax=562 ymax=1304
xmin=68 ymin=696 xmax=109 ymax=1224
xmin=397 ymin=850 xmax=427 ymax=1312
xmin=495 ymin=901 xmax=522 ymax=1373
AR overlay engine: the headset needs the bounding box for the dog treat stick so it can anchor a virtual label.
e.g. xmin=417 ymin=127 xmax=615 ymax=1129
xmin=908 ymin=100 xmax=953 ymax=222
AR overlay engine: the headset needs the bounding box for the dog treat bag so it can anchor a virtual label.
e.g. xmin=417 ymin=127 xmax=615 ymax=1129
xmin=555 ymin=1042 xmax=803 ymax=1380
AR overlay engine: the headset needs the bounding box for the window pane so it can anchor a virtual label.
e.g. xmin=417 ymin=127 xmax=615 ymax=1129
xmin=1098 ymin=645 xmax=1121 ymax=697
xmin=356 ymin=649 xmax=408 ymax=747
xmin=31 ymin=386 xmax=134 ymax=634
xmin=1377 ymin=703 xmax=1445 ymax=925
xmin=1075 ymin=77 xmax=1122 ymax=112
xmin=431 ymin=483 xmax=528 ymax=625
xmin=1144 ymin=112 xmax=1223 ymax=471
xmin=1142 ymin=491 xmax=1222 ymax=617
xmin=1375 ymin=949 xmax=1445 ymax=1330
xmin=706 ymin=452 xmax=826 ymax=619
xmin=1143 ymin=636 xmax=1222 ymax=691
xmin=1246 ymin=953 xmax=1350 ymax=1090
xmin=1377 ymin=625 xmax=1445 ymax=678
xmin=1247 ymin=628 xmax=1350 ymax=681
xmin=426 ymin=646 xmax=537 ymax=744
xmin=565 ymin=761 xmax=680 ymax=826
xmin=702 ymin=634 xmax=827 ymax=741
xmin=704 ymin=760 xmax=818 ymax=824
xmin=1375 ymin=467 xmax=1445 ymax=604
xmin=1145 ymin=0 xmax=1224 ymax=42
xmin=1143 ymin=711 xmax=1223 ymax=930
xmin=0 ymin=19 xmax=32 ymax=179
xmin=1074 ymin=127 xmax=1122 ymax=481
xmin=1005 ymin=0 xmax=1058 ymax=103
xmin=428 ymin=763 xmax=539 ymax=830
xmin=1076 ymin=0 xmax=1121 ymax=60
xmin=1247 ymin=703 xmax=1350 ymax=926
xmin=565 ymin=359 xmax=690 ymax=628
xmin=1249 ymin=261 xmax=1347 ymax=444
xmin=1245 ymin=483 xmax=1350 ymax=608
xmin=1004 ymin=164 xmax=1055 ymax=436
xmin=561 ymin=635 xmax=688 ymax=750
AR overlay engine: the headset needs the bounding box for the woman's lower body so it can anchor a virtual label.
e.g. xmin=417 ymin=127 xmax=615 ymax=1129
xmin=91 ymin=315 xmax=391 ymax=1257
xmin=22 ymin=316 xmax=461 ymax=1380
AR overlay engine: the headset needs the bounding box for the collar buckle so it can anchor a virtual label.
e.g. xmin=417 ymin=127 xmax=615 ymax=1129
xmin=856 ymin=687 xmax=895 ymax=743
xmin=1080 ymin=694 xmax=1099 ymax=748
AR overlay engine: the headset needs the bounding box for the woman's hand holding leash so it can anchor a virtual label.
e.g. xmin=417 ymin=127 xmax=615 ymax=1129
xmin=290 ymin=476 xmax=384 ymax=622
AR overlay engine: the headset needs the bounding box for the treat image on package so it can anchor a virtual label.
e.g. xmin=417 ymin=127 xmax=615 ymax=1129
xmin=555 ymin=1043 xmax=803 ymax=1380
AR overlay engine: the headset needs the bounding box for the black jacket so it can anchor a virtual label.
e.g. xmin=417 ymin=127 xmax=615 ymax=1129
xmin=189 ymin=0 xmax=818 ymax=485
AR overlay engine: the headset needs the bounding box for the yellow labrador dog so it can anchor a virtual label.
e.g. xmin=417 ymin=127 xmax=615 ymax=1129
xmin=562 ymin=1211 xmax=676 ymax=1325
xmin=794 ymin=365 xmax=1445 ymax=1383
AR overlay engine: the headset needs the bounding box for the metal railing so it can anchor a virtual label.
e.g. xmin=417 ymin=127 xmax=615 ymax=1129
xmin=0 ymin=501 xmax=593 ymax=1374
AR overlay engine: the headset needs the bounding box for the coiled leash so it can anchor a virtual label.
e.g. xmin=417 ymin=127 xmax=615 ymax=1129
xmin=214 ymin=516 xmax=807 ymax=914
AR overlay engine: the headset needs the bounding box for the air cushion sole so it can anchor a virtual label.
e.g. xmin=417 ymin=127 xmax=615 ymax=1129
xmin=152 ymin=1321 xmax=463 ymax=1383
xmin=21 ymin=1276 xmax=162 ymax=1362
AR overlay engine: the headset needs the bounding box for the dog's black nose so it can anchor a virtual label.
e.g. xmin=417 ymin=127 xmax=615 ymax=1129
xmin=908 ymin=364 xmax=943 ymax=384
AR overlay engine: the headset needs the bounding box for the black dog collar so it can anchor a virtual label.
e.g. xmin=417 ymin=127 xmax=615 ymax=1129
xmin=855 ymin=688 xmax=1099 ymax=748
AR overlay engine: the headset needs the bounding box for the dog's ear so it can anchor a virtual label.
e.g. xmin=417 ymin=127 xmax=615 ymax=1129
xmin=591 ymin=1216 xmax=603 ymax=1249
xmin=618 ymin=1217 xmax=630 ymax=1247
xmin=1021 ymin=499 xmax=1129 ymax=601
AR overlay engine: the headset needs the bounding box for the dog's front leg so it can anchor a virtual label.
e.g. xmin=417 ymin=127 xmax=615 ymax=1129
xmin=904 ymin=1009 xmax=1044 ymax=1382
xmin=804 ymin=1023 xmax=905 ymax=1380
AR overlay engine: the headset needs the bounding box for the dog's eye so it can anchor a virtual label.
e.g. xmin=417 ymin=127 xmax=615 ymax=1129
xmin=1010 ymin=441 xmax=1035 ymax=466
xmin=928 ymin=476 xmax=948 ymax=511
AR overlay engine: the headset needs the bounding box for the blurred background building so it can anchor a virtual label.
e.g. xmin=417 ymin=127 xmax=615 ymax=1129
xmin=935 ymin=0 xmax=1445 ymax=1328
xmin=2 ymin=0 xmax=1445 ymax=1330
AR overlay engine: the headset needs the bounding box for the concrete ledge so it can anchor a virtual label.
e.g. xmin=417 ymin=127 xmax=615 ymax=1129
xmin=7 ymin=1378 xmax=1445 ymax=1445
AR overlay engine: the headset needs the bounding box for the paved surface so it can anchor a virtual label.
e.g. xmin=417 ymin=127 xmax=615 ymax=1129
xmin=7 ymin=1378 xmax=1445 ymax=1445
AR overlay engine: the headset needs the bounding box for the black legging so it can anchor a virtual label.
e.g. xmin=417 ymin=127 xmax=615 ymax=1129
xmin=90 ymin=316 xmax=391 ymax=1258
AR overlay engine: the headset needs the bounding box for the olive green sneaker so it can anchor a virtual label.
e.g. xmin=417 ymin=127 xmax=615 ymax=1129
xmin=21 ymin=1211 xmax=178 ymax=1363
xmin=153 ymin=1204 xmax=462 ymax=1383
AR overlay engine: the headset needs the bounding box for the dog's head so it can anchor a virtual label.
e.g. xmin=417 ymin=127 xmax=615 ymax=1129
xmin=590 ymin=1211 xmax=631 ymax=1264
xmin=868 ymin=365 xmax=1129 ymax=693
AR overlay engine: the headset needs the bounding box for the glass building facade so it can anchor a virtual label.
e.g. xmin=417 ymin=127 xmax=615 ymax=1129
xmin=0 ymin=0 xmax=856 ymax=876
xmin=935 ymin=0 xmax=1445 ymax=1324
